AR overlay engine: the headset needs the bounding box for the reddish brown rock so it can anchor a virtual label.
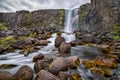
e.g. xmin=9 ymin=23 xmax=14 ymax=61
xmin=14 ymin=65 xmax=33 ymax=80
xmin=55 ymin=37 xmax=65 ymax=48
xmin=59 ymin=42 xmax=71 ymax=54
xmin=35 ymin=70 xmax=60 ymax=80
xmin=49 ymin=57 xmax=68 ymax=74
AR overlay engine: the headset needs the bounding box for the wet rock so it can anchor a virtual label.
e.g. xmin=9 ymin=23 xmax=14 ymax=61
xmin=94 ymin=57 xmax=118 ymax=69
xmin=82 ymin=34 xmax=94 ymax=43
xmin=39 ymin=40 xmax=48 ymax=46
xmin=0 ymin=64 xmax=17 ymax=69
xmin=35 ymin=70 xmax=60 ymax=80
xmin=65 ymin=56 xmax=80 ymax=69
xmin=82 ymin=60 xmax=96 ymax=69
xmin=34 ymin=58 xmax=50 ymax=73
xmin=0 ymin=71 xmax=15 ymax=80
xmin=71 ymin=73 xmax=82 ymax=80
xmin=91 ymin=67 xmax=111 ymax=77
xmin=58 ymin=71 xmax=69 ymax=80
xmin=70 ymin=39 xmax=81 ymax=47
xmin=35 ymin=40 xmax=48 ymax=46
xmin=55 ymin=37 xmax=65 ymax=48
xmin=49 ymin=57 xmax=68 ymax=74
xmin=59 ymin=42 xmax=71 ymax=54
xmin=19 ymin=45 xmax=38 ymax=55
xmin=14 ymin=65 xmax=33 ymax=80
xmin=33 ymin=53 xmax=45 ymax=62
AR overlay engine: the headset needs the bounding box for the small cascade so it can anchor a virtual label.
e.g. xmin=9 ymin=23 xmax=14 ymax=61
xmin=64 ymin=10 xmax=73 ymax=33
xmin=64 ymin=8 xmax=79 ymax=33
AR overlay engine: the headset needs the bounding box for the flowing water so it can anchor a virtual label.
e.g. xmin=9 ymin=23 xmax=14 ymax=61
xmin=0 ymin=0 xmax=113 ymax=80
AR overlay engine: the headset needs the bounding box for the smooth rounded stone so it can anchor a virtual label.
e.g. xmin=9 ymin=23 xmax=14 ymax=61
xmin=82 ymin=34 xmax=94 ymax=43
xmin=0 ymin=71 xmax=15 ymax=80
xmin=14 ymin=65 xmax=33 ymax=80
xmin=58 ymin=71 xmax=70 ymax=80
xmin=65 ymin=56 xmax=80 ymax=69
xmin=70 ymin=39 xmax=81 ymax=47
xmin=49 ymin=57 xmax=68 ymax=74
xmin=39 ymin=40 xmax=48 ymax=46
xmin=59 ymin=42 xmax=71 ymax=54
xmin=55 ymin=37 xmax=65 ymax=48
xmin=33 ymin=53 xmax=45 ymax=62
xmin=34 ymin=58 xmax=50 ymax=73
xmin=35 ymin=70 xmax=60 ymax=80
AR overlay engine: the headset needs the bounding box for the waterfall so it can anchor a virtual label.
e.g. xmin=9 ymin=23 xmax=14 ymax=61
xmin=64 ymin=9 xmax=79 ymax=33
xmin=64 ymin=10 xmax=73 ymax=33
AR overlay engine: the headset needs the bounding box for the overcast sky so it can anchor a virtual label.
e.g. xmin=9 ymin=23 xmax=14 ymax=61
xmin=0 ymin=0 xmax=90 ymax=12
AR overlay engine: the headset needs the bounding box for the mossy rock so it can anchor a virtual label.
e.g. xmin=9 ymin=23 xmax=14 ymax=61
xmin=90 ymin=67 xmax=111 ymax=77
xmin=0 ymin=22 xmax=8 ymax=31
xmin=0 ymin=64 xmax=17 ymax=69
xmin=94 ymin=58 xmax=118 ymax=69
xmin=0 ymin=36 xmax=16 ymax=52
xmin=82 ymin=60 xmax=96 ymax=69
xmin=71 ymin=73 xmax=82 ymax=80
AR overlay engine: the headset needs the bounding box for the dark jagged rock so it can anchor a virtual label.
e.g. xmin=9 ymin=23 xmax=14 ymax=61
xmin=79 ymin=0 xmax=120 ymax=33
xmin=0 ymin=10 xmax=65 ymax=29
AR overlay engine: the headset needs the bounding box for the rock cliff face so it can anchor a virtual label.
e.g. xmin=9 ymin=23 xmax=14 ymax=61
xmin=0 ymin=10 xmax=65 ymax=29
xmin=79 ymin=0 xmax=120 ymax=33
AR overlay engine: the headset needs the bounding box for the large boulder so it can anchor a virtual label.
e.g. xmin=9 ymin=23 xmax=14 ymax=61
xmin=49 ymin=57 xmax=68 ymax=74
xmin=0 ymin=71 xmax=15 ymax=80
xmin=55 ymin=37 xmax=65 ymax=48
xmin=59 ymin=42 xmax=71 ymax=53
xmin=34 ymin=58 xmax=50 ymax=73
xmin=14 ymin=65 xmax=33 ymax=80
xmin=65 ymin=56 xmax=80 ymax=69
xmin=35 ymin=70 xmax=60 ymax=80
xmin=33 ymin=53 xmax=45 ymax=62
xmin=58 ymin=71 xmax=69 ymax=80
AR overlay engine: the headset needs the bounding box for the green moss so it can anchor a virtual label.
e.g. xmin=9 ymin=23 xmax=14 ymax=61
xmin=113 ymin=36 xmax=120 ymax=40
xmin=0 ymin=22 xmax=8 ymax=31
xmin=19 ymin=36 xmax=27 ymax=40
xmin=0 ymin=36 xmax=16 ymax=51
xmin=29 ymin=32 xmax=37 ymax=38
xmin=110 ymin=24 xmax=120 ymax=40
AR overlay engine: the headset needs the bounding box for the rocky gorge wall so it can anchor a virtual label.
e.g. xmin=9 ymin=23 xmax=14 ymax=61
xmin=0 ymin=9 xmax=65 ymax=30
xmin=79 ymin=0 xmax=120 ymax=34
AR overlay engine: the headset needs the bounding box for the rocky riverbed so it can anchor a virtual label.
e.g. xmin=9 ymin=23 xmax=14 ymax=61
xmin=0 ymin=0 xmax=120 ymax=80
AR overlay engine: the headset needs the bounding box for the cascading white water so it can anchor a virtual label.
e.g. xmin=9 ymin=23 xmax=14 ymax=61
xmin=64 ymin=10 xmax=73 ymax=33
